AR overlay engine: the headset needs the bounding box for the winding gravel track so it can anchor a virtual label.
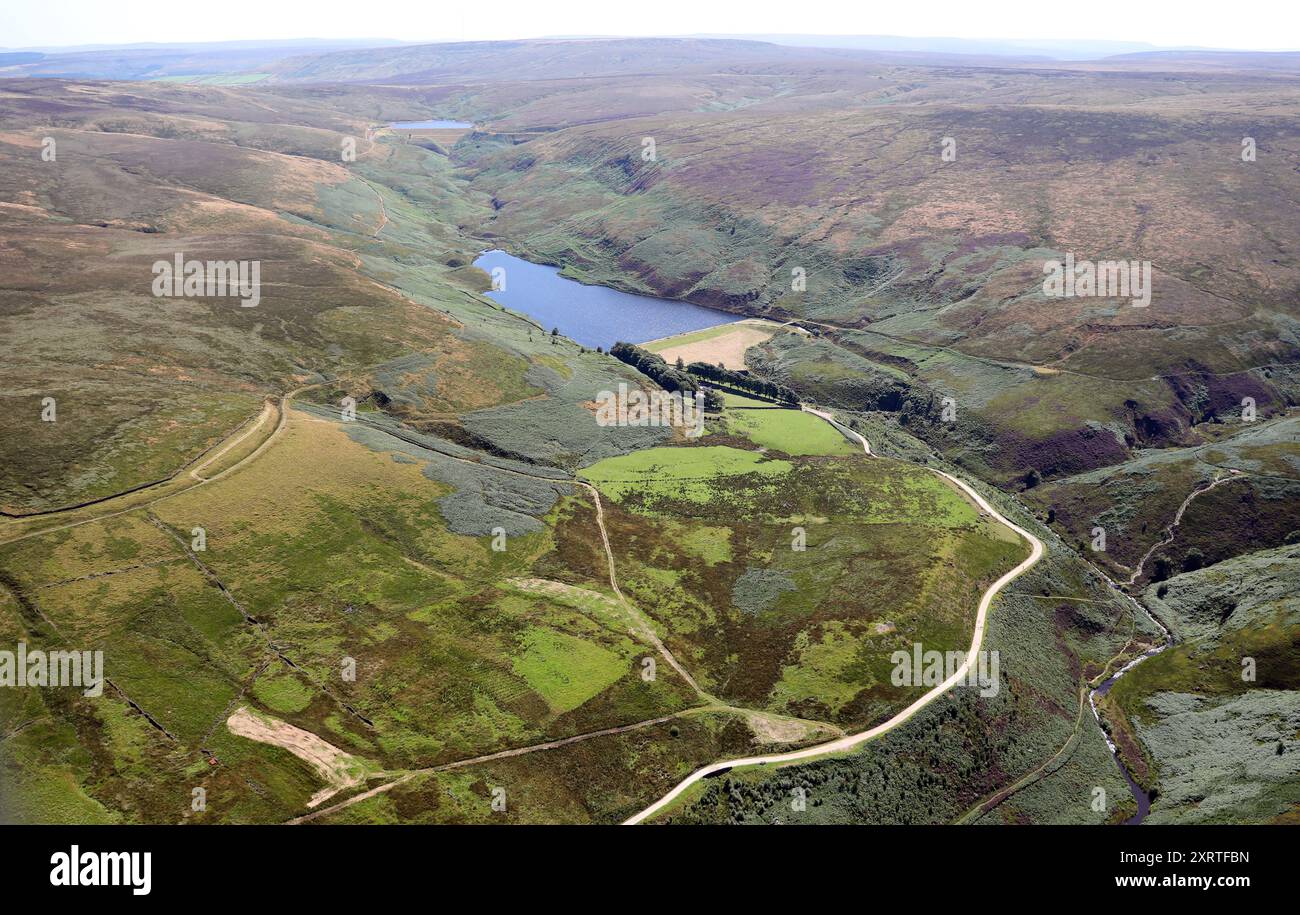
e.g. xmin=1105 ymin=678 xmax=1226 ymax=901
xmin=623 ymin=406 xmax=1044 ymax=824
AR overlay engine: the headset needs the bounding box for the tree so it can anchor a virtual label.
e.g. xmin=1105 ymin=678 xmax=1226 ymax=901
xmin=609 ymin=341 xmax=698 ymax=395
xmin=1152 ymin=556 xmax=1173 ymax=582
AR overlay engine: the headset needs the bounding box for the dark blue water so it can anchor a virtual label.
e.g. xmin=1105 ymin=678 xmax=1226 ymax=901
xmin=1093 ymin=668 xmax=1155 ymax=824
xmin=472 ymin=250 xmax=740 ymax=350
xmin=390 ymin=120 xmax=473 ymax=129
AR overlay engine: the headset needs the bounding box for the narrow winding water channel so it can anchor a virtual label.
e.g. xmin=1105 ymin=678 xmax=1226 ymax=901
xmin=1088 ymin=584 xmax=1173 ymax=825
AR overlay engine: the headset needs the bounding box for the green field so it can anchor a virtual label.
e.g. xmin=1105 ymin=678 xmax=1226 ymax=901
xmin=573 ymin=411 xmax=1025 ymax=727
xmin=580 ymin=445 xmax=792 ymax=503
xmin=512 ymin=627 xmax=628 ymax=714
xmin=723 ymin=406 xmax=860 ymax=456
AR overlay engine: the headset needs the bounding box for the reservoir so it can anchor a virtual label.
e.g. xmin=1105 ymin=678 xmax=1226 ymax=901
xmin=472 ymin=249 xmax=740 ymax=350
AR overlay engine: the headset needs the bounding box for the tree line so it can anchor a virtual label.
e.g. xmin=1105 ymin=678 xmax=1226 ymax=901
xmin=609 ymin=342 xmax=799 ymax=405
xmin=609 ymin=341 xmax=699 ymax=394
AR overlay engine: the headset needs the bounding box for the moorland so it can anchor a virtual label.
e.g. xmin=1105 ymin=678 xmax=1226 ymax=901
xmin=1 ymin=36 xmax=1296 ymax=825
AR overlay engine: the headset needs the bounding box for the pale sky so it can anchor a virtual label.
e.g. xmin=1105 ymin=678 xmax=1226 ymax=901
xmin=1 ymin=0 xmax=1295 ymax=51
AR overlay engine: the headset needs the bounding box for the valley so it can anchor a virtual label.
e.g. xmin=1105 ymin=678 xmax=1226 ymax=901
xmin=1 ymin=35 xmax=1296 ymax=828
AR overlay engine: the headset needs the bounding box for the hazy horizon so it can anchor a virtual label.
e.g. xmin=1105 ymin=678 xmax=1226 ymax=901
xmin=2 ymin=0 xmax=1295 ymax=52
xmin=4 ymin=33 xmax=1298 ymax=63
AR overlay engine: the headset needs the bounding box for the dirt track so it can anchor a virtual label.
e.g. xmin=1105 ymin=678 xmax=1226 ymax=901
xmin=622 ymin=405 xmax=1045 ymax=824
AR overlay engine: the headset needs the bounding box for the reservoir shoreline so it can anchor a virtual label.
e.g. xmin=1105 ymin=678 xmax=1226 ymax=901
xmin=472 ymin=248 xmax=742 ymax=350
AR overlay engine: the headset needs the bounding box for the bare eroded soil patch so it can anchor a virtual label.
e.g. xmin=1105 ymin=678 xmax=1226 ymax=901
xmin=226 ymin=706 xmax=375 ymax=808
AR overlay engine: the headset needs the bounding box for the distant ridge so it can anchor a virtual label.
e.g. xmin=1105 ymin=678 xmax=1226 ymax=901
xmin=5 ymin=35 xmax=1298 ymax=84
xmin=0 ymin=38 xmax=406 ymax=81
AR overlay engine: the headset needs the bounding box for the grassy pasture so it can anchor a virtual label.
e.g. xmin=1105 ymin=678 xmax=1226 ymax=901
xmin=0 ymin=408 xmax=707 ymax=821
xmin=576 ymin=404 xmax=1026 ymax=727
xmin=581 ymin=445 xmax=792 ymax=503
xmin=512 ymin=627 xmax=627 ymax=715
xmin=723 ymin=406 xmax=860 ymax=456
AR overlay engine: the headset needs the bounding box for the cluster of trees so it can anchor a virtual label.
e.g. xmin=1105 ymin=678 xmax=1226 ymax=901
xmin=686 ymin=361 xmax=799 ymax=405
xmin=609 ymin=342 xmax=699 ymax=394
xmin=609 ymin=341 xmax=798 ymax=407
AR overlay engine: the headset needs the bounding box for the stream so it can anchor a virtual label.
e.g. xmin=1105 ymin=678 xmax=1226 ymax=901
xmin=1087 ymin=585 xmax=1172 ymax=825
